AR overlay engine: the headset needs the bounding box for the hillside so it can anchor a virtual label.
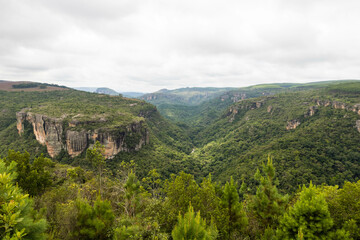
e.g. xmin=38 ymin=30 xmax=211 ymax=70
xmin=2 ymin=80 xmax=360 ymax=239
xmin=2 ymin=80 xmax=360 ymax=185
xmin=140 ymin=87 xmax=235 ymax=106
xmin=0 ymin=87 xmax=192 ymax=178
xmin=95 ymin=87 xmax=119 ymax=95
xmin=189 ymin=81 xmax=360 ymax=191
xmin=0 ymin=80 xmax=68 ymax=92
xmin=143 ymin=81 xmax=356 ymax=126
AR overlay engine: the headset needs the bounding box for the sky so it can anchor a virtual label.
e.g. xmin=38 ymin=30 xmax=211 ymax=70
xmin=1 ymin=0 xmax=360 ymax=92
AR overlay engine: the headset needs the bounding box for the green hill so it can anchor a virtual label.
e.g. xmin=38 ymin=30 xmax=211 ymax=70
xmin=0 ymin=87 xmax=192 ymax=178
xmin=140 ymin=87 xmax=235 ymax=106
xmin=189 ymin=81 xmax=360 ymax=191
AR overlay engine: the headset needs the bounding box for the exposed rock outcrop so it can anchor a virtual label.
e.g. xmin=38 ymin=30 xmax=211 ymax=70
xmin=66 ymin=130 xmax=88 ymax=157
xmin=16 ymin=111 xmax=149 ymax=158
xmin=286 ymin=120 xmax=301 ymax=130
xmin=356 ymin=120 xmax=360 ymax=133
xmin=314 ymin=99 xmax=360 ymax=133
xmin=227 ymin=99 xmax=267 ymax=122
xmin=314 ymin=99 xmax=360 ymax=115
xmin=304 ymin=106 xmax=318 ymax=117
xmin=17 ymin=112 xmax=63 ymax=157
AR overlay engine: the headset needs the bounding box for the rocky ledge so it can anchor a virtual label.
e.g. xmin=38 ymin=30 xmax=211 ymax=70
xmin=16 ymin=111 xmax=149 ymax=158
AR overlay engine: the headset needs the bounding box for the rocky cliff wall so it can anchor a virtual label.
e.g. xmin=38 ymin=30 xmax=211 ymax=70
xmin=314 ymin=99 xmax=360 ymax=115
xmin=16 ymin=111 xmax=149 ymax=158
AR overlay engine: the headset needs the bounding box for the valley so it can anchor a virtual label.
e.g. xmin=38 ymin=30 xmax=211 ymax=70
xmin=1 ymin=80 xmax=360 ymax=239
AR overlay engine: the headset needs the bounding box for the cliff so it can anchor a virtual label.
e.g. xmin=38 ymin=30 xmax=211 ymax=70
xmin=16 ymin=111 xmax=149 ymax=158
xmin=227 ymin=98 xmax=270 ymax=122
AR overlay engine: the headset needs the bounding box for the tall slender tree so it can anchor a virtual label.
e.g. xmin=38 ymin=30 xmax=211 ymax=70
xmin=220 ymin=177 xmax=248 ymax=240
xmin=86 ymin=141 xmax=106 ymax=196
xmin=249 ymin=156 xmax=288 ymax=233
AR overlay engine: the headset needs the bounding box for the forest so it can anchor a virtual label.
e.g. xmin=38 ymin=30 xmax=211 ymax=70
xmin=1 ymin=148 xmax=359 ymax=239
xmin=1 ymin=81 xmax=360 ymax=239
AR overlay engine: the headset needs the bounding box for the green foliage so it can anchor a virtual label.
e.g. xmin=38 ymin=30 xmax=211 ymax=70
xmin=4 ymin=150 xmax=54 ymax=196
xmin=86 ymin=141 xmax=106 ymax=195
xmin=162 ymin=172 xmax=200 ymax=232
xmin=249 ymin=157 xmax=288 ymax=234
xmin=219 ymin=177 xmax=248 ymax=239
xmin=171 ymin=205 xmax=218 ymax=240
xmin=0 ymin=159 xmax=47 ymax=239
xmin=190 ymin=82 xmax=360 ymax=191
xmin=142 ymin=169 xmax=162 ymax=198
xmin=114 ymin=224 xmax=142 ymax=240
xmin=74 ymin=197 xmax=115 ymax=240
xmin=322 ymin=180 xmax=360 ymax=239
xmin=2 ymin=81 xmax=360 ymax=239
xmin=12 ymin=83 xmax=40 ymax=89
xmin=67 ymin=166 xmax=86 ymax=183
xmin=277 ymin=183 xmax=350 ymax=240
xmin=123 ymin=171 xmax=141 ymax=217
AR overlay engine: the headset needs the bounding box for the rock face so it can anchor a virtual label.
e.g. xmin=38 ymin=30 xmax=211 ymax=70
xmin=17 ymin=112 xmax=63 ymax=157
xmin=66 ymin=130 xmax=88 ymax=157
xmin=314 ymin=99 xmax=360 ymax=133
xmin=304 ymin=106 xmax=318 ymax=117
xmin=356 ymin=120 xmax=360 ymax=133
xmin=314 ymin=99 xmax=360 ymax=115
xmin=16 ymin=111 xmax=149 ymax=158
xmin=227 ymin=99 xmax=267 ymax=122
xmin=286 ymin=120 xmax=301 ymax=130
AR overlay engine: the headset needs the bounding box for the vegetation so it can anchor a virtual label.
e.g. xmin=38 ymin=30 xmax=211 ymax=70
xmin=1 ymin=148 xmax=360 ymax=239
xmin=172 ymin=205 xmax=218 ymax=240
xmin=0 ymin=158 xmax=47 ymax=239
xmin=0 ymin=80 xmax=360 ymax=239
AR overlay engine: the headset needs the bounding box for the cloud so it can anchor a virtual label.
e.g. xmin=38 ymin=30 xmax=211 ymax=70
xmin=0 ymin=0 xmax=360 ymax=92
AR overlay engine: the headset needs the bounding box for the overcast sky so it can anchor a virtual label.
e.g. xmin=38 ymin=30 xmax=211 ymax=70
xmin=1 ymin=0 xmax=360 ymax=92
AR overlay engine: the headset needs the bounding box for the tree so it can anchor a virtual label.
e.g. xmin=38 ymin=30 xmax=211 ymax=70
xmin=172 ymin=205 xmax=217 ymax=240
xmin=322 ymin=180 xmax=360 ymax=239
xmin=220 ymin=177 xmax=248 ymax=240
xmin=249 ymin=157 xmax=288 ymax=236
xmin=0 ymin=159 xmax=47 ymax=239
xmin=74 ymin=197 xmax=115 ymax=240
xmin=162 ymin=172 xmax=200 ymax=233
xmin=277 ymin=183 xmax=350 ymax=240
xmin=142 ymin=169 xmax=162 ymax=198
xmin=5 ymin=150 xmax=54 ymax=196
xmin=123 ymin=171 xmax=141 ymax=217
xmin=86 ymin=141 xmax=106 ymax=196
xmin=194 ymin=174 xmax=222 ymax=226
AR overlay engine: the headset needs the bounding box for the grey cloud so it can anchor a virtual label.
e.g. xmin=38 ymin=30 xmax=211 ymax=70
xmin=1 ymin=0 xmax=360 ymax=92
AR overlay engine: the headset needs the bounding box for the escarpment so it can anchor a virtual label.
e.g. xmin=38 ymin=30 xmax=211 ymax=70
xmin=314 ymin=99 xmax=360 ymax=115
xmin=16 ymin=111 xmax=149 ymax=158
xmin=227 ymin=98 xmax=271 ymax=122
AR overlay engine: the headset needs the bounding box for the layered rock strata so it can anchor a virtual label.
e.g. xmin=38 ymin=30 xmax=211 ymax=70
xmin=16 ymin=111 xmax=149 ymax=158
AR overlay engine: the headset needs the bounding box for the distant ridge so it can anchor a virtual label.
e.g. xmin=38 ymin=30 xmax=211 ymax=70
xmin=0 ymin=80 xmax=68 ymax=92
xmin=73 ymin=86 xmax=145 ymax=98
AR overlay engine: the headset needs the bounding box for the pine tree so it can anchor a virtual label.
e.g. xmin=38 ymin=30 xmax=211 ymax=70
xmin=86 ymin=141 xmax=106 ymax=196
xmin=277 ymin=183 xmax=350 ymax=240
xmin=123 ymin=170 xmax=141 ymax=217
xmin=74 ymin=197 xmax=115 ymax=240
xmin=0 ymin=159 xmax=47 ymax=240
xmin=249 ymin=157 xmax=288 ymax=232
xmin=172 ymin=205 xmax=217 ymax=240
xmin=220 ymin=176 xmax=248 ymax=240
